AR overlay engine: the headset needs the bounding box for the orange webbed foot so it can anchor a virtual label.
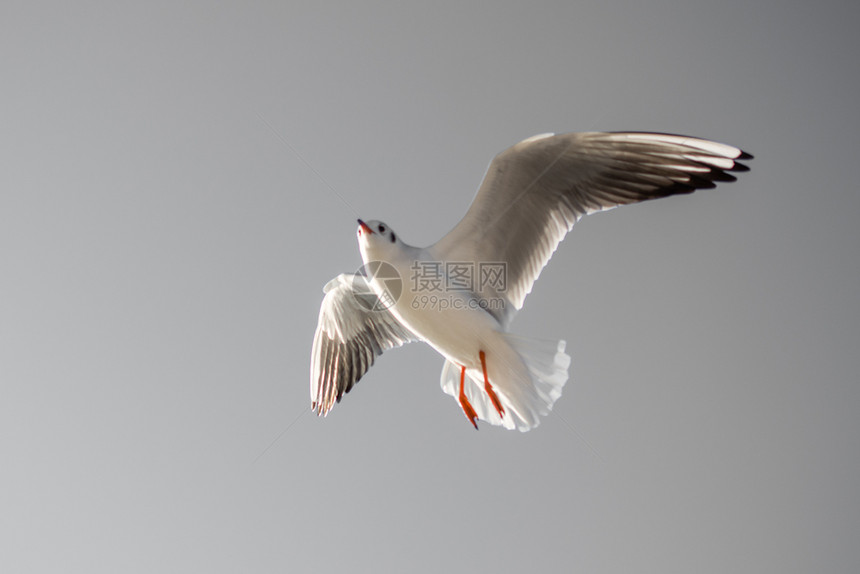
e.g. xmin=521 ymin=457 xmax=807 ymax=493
xmin=480 ymin=350 xmax=505 ymax=418
xmin=458 ymin=365 xmax=479 ymax=430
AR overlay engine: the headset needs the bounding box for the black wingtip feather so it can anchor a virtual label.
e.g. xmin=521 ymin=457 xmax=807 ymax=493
xmin=709 ymin=170 xmax=738 ymax=183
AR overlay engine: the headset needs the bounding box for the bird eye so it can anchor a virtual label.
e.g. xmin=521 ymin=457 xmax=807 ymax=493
xmin=390 ymin=232 xmax=396 ymax=243
xmin=378 ymin=225 xmax=385 ymax=233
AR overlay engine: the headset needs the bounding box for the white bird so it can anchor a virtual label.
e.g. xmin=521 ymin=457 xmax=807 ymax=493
xmin=310 ymin=131 xmax=751 ymax=431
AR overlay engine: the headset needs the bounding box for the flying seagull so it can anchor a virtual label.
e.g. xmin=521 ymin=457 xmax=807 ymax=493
xmin=310 ymin=131 xmax=751 ymax=431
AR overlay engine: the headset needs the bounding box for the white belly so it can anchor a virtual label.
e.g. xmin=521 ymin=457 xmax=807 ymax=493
xmin=360 ymin=248 xmax=529 ymax=386
xmin=390 ymin=285 xmax=499 ymax=366
xmin=362 ymin=252 xmax=536 ymax=414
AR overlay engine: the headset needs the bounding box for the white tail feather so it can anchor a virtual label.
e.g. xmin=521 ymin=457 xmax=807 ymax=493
xmin=440 ymin=334 xmax=571 ymax=432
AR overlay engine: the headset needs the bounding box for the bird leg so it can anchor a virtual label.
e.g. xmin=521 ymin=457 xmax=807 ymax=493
xmin=458 ymin=365 xmax=479 ymax=430
xmin=480 ymin=350 xmax=505 ymax=418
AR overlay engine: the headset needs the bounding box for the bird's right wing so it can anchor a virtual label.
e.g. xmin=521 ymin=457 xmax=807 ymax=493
xmin=310 ymin=273 xmax=418 ymax=416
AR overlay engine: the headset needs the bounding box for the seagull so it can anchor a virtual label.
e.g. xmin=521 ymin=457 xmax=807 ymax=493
xmin=310 ymin=131 xmax=751 ymax=431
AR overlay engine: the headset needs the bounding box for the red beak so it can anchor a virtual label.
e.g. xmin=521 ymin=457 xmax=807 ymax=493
xmin=357 ymin=219 xmax=374 ymax=235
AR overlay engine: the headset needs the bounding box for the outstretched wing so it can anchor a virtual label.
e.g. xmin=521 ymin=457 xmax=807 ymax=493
xmin=430 ymin=132 xmax=752 ymax=325
xmin=310 ymin=273 xmax=418 ymax=415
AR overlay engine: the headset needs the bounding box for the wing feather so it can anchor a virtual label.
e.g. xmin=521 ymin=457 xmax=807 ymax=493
xmin=430 ymin=131 xmax=752 ymax=325
xmin=310 ymin=273 xmax=417 ymax=415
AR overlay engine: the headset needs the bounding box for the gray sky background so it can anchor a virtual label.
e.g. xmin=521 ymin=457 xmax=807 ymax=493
xmin=2 ymin=1 xmax=858 ymax=572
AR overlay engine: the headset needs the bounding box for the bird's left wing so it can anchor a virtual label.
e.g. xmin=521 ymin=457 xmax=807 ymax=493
xmin=311 ymin=273 xmax=418 ymax=415
xmin=430 ymin=131 xmax=752 ymax=326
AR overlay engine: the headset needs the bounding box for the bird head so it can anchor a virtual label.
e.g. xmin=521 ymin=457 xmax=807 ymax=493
xmin=356 ymin=219 xmax=402 ymax=264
